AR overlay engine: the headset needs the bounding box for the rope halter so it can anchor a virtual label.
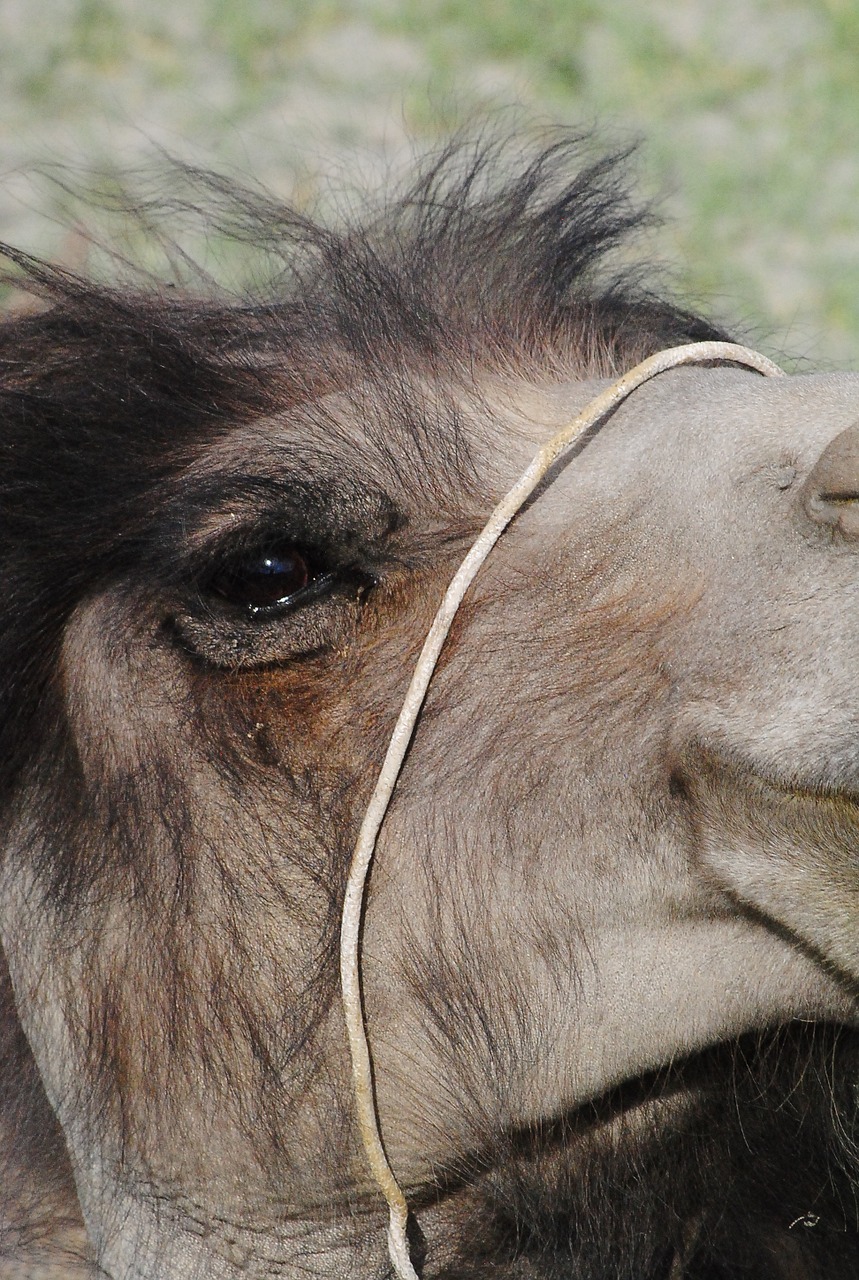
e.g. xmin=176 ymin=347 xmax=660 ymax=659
xmin=338 ymin=341 xmax=786 ymax=1280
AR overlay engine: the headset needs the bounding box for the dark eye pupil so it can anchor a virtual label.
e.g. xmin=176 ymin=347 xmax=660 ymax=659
xmin=212 ymin=548 xmax=311 ymax=611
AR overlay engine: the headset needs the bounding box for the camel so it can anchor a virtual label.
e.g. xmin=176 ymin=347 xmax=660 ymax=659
xmin=0 ymin=139 xmax=856 ymax=1278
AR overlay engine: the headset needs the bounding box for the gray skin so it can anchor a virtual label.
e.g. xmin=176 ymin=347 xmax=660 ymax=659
xmin=0 ymin=364 xmax=858 ymax=1278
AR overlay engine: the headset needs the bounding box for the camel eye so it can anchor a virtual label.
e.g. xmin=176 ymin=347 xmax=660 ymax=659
xmin=181 ymin=520 xmax=380 ymax=664
xmin=208 ymin=546 xmax=331 ymax=616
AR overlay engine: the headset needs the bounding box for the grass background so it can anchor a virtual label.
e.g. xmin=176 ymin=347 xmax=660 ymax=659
xmin=1 ymin=0 xmax=857 ymax=367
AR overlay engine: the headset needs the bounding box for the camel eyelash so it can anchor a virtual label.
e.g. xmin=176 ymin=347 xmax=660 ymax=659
xmin=160 ymin=480 xmax=400 ymax=662
xmin=167 ymin=530 xmax=379 ymax=666
xmin=199 ymin=531 xmax=379 ymax=615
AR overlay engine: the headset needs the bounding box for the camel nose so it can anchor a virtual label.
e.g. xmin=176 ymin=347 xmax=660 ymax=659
xmin=802 ymin=421 xmax=859 ymax=538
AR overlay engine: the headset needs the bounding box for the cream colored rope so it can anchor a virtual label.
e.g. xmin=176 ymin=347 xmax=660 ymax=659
xmin=338 ymin=341 xmax=785 ymax=1279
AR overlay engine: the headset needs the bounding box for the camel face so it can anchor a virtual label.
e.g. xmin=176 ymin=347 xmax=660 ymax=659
xmin=0 ymin=144 xmax=856 ymax=1279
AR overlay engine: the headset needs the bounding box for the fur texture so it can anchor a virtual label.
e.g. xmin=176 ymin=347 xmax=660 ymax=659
xmin=0 ymin=138 xmax=855 ymax=1279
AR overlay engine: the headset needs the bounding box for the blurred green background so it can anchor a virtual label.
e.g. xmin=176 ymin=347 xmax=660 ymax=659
xmin=2 ymin=0 xmax=857 ymax=367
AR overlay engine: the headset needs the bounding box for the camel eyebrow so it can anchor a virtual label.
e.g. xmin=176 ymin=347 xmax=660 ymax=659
xmin=158 ymin=468 xmax=404 ymax=577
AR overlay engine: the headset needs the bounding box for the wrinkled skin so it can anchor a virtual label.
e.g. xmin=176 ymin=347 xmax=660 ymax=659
xmin=1 ymin=360 xmax=859 ymax=1279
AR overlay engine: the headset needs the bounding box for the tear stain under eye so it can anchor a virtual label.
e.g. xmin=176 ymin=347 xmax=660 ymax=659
xmin=338 ymin=341 xmax=786 ymax=1280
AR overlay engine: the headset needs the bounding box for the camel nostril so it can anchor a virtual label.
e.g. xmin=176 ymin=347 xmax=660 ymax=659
xmin=802 ymin=422 xmax=859 ymax=537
